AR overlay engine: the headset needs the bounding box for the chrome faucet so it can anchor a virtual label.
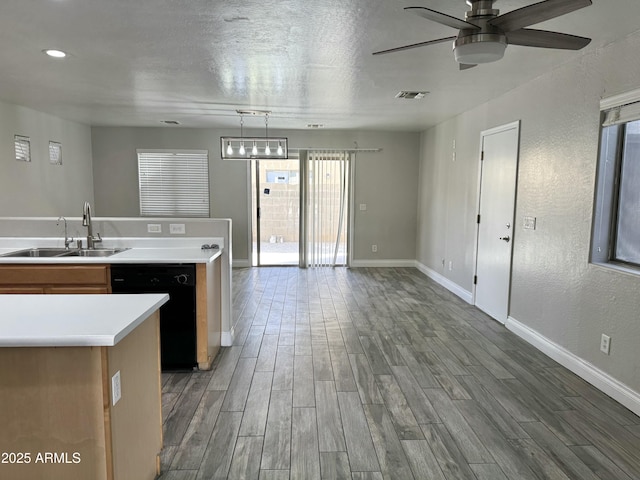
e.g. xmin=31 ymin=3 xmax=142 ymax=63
xmin=57 ymin=216 xmax=74 ymax=250
xmin=82 ymin=201 xmax=102 ymax=249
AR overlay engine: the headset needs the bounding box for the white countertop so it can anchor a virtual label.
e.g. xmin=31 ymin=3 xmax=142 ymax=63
xmin=0 ymin=294 xmax=169 ymax=347
xmin=0 ymin=245 xmax=222 ymax=264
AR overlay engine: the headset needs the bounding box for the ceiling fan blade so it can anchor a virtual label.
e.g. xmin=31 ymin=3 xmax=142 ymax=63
xmin=405 ymin=6 xmax=480 ymax=30
xmin=460 ymin=63 xmax=477 ymax=70
xmin=372 ymin=36 xmax=456 ymax=56
xmin=490 ymin=0 xmax=592 ymax=32
xmin=507 ymin=29 xmax=591 ymax=49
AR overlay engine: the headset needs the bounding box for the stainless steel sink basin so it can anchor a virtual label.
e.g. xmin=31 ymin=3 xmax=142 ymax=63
xmin=1 ymin=247 xmax=129 ymax=258
xmin=1 ymin=248 xmax=74 ymax=257
xmin=66 ymin=248 xmax=129 ymax=257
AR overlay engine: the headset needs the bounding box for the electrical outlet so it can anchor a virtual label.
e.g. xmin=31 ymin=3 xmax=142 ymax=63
xmin=448 ymin=261 xmax=453 ymax=271
xmin=371 ymin=244 xmax=378 ymax=253
xmin=600 ymin=334 xmax=611 ymax=355
xmin=112 ymin=371 xmax=122 ymax=406
xmin=359 ymin=204 xmax=367 ymax=211
xmin=147 ymin=224 xmax=162 ymax=233
xmin=170 ymin=223 xmax=186 ymax=234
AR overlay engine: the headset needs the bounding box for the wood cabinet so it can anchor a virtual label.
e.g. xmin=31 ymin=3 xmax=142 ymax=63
xmin=0 ymin=311 xmax=162 ymax=480
xmin=0 ymin=261 xmax=221 ymax=370
xmin=0 ymin=265 xmax=111 ymax=294
xmin=196 ymin=260 xmax=221 ymax=370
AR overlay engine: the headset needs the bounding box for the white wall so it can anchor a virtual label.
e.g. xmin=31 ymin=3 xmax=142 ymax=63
xmin=0 ymin=100 xmax=93 ymax=216
xmin=91 ymin=127 xmax=420 ymax=264
xmin=417 ymin=31 xmax=640 ymax=400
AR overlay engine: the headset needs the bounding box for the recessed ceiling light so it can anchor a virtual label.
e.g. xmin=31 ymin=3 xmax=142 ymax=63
xmin=43 ymin=49 xmax=67 ymax=58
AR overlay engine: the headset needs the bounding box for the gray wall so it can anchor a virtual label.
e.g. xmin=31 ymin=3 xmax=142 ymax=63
xmin=0 ymin=100 xmax=93 ymax=216
xmin=91 ymin=127 xmax=420 ymax=263
xmin=417 ymin=31 xmax=640 ymax=393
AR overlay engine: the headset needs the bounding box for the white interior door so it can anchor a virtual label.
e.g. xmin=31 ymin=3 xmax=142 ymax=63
xmin=474 ymin=121 xmax=520 ymax=323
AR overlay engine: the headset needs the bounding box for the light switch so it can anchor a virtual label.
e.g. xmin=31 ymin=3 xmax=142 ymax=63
xmin=359 ymin=204 xmax=367 ymax=211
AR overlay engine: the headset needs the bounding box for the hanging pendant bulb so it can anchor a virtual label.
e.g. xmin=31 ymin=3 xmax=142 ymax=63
xmin=277 ymin=141 xmax=283 ymax=156
xmin=226 ymin=141 xmax=233 ymax=155
xmin=238 ymin=115 xmax=245 ymax=155
xmin=264 ymin=113 xmax=271 ymax=155
xmin=252 ymin=142 xmax=258 ymax=156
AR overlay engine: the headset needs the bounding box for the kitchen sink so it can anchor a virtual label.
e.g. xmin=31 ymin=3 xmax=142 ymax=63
xmin=1 ymin=247 xmax=129 ymax=258
xmin=1 ymin=248 xmax=74 ymax=257
xmin=67 ymin=248 xmax=129 ymax=257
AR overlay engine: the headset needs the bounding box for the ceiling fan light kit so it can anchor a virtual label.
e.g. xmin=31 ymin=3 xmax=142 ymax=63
xmin=454 ymin=34 xmax=507 ymax=64
xmin=373 ymin=0 xmax=593 ymax=68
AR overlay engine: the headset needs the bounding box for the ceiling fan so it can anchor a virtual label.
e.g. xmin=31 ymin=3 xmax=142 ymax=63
xmin=373 ymin=0 xmax=592 ymax=69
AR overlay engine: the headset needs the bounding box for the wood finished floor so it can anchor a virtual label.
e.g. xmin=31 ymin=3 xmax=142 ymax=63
xmin=158 ymin=267 xmax=640 ymax=480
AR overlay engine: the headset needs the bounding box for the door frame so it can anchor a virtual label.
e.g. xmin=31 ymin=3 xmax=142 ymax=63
xmin=472 ymin=120 xmax=521 ymax=322
xmin=249 ymin=155 xmax=302 ymax=267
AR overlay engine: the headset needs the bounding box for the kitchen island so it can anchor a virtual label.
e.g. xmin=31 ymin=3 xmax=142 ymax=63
xmin=0 ymin=293 xmax=168 ymax=480
xmin=0 ymin=241 xmax=224 ymax=370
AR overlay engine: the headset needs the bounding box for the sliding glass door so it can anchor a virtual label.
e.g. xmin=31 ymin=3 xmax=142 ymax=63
xmin=301 ymin=150 xmax=350 ymax=267
xmin=251 ymin=157 xmax=300 ymax=266
xmin=251 ymin=150 xmax=351 ymax=267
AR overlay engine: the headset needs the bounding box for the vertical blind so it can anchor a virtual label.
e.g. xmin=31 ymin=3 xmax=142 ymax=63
xmin=137 ymin=149 xmax=210 ymax=217
xmin=306 ymin=150 xmax=350 ymax=267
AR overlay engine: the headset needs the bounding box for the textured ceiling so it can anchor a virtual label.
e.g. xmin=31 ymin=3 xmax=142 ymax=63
xmin=0 ymin=0 xmax=637 ymax=131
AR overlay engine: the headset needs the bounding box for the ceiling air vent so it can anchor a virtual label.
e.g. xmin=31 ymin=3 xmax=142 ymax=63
xmin=395 ymin=91 xmax=429 ymax=99
xmin=306 ymin=124 xmax=325 ymax=129
xmin=161 ymin=120 xmax=180 ymax=125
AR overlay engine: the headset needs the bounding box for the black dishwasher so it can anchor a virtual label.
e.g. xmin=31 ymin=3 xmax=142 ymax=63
xmin=111 ymin=264 xmax=197 ymax=371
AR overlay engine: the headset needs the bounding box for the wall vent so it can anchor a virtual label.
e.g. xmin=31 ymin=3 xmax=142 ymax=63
xmin=395 ymin=91 xmax=429 ymax=99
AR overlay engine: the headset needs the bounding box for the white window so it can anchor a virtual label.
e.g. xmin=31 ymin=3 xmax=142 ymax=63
xmin=592 ymin=92 xmax=640 ymax=270
xmin=15 ymin=135 xmax=31 ymax=162
xmin=137 ymin=149 xmax=210 ymax=217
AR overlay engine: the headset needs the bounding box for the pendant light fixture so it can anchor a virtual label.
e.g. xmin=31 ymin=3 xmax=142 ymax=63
xmin=264 ymin=114 xmax=271 ymax=155
xmin=238 ymin=114 xmax=246 ymax=155
xmin=221 ymin=110 xmax=288 ymax=160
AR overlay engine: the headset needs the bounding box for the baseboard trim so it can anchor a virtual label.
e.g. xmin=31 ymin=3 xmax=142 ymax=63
xmin=415 ymin=262 xmax=473 ymax=304
xmin=350 ymin=259 xmax=418 ymax=268
xmin=506 ymin=316 xmax=640 ymax=417
xmin=232 ymin=259 xmax=251 ymax=268
xmin=221 ymin=326 xmax=235 ymax=347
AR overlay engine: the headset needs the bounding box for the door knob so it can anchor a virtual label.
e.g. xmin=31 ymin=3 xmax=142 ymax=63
xmin=499 ymin=236 xmax=510 ymax=243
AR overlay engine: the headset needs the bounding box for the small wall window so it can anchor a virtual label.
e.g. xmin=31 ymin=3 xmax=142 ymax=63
xmin=49 ymin=141 xmax=62 ymax=165
xmin=137 ymin=149 xmax=210 ymax=217
xmin=592 ymin=92 xmax=640 ymax=269
xmin=15 ymin=135 xmax=31 ymax=162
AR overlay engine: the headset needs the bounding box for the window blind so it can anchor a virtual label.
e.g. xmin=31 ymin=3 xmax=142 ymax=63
xmin=15 ymin=135 xmax=31 ymax=162
xmin=137 ymin=149 xmax=210 ymax=217
xmin=602 ymin=101 xmax=640 ymax=127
